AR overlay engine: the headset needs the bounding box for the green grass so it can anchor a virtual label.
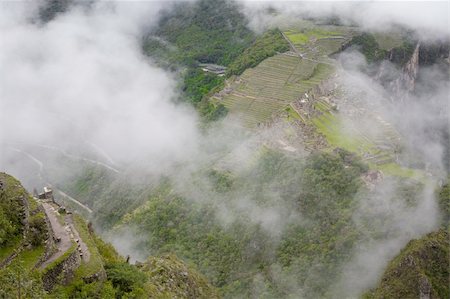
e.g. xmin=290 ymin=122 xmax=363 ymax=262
xmin=72 ymin=214 xmax=104 ymax=278
xmin=285 ymin=32 xmax=309 ymax=44
xmin=373 ymin=32 xmax=403 ymax=50
xmin=29 ymin=196 xmax=39 ymax=211
xmin=284 ymin=28 xmax=342 ymax=46
xmin=308 ymin=108 xmax=425 ymax=180
xmin=376 ymin=163 xmax=426 ymax=180
xmin=285 ymin=106 xmax=301 ymax=121
xmin=8 ymin=246 xmax=45 ymax=270
xmin=0 ymin=236 xmax=22 ymax=261
xmin=311 ymin=112 xmax=368 ymax=153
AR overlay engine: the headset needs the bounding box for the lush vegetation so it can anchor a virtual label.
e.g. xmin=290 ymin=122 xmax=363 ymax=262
xmin=183 ymin=68 xmax=225 ymax=104
xmin=143 ymin=0 xmax=255 ymax=116
xmin=0 ymin=173 xmax=28 ymax=247
xmin=349 ymin=32 xmax=415 ymax=66
xmin=0 ymin=173 xmax=219 ymax=298
xmin=389 ymin=40 xmax=416 ymax=66
xmin=142 ymin=0 xmax=294 ymax=122
xmin=226 ymin=29 xmax=290 ymax=76
xmin=349 ymin=33 xmax=388 ymax=63
xmin=146 ymin=0 xmax=254 ymax=66
xmin=111 ymin=149 xmax=372 ymax=297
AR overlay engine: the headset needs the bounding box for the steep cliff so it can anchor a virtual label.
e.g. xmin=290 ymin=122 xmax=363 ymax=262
xmin=349 ymin=33 xmax=449 ymax=101
xmin=387 ymin=42 xmax=420 ymax=100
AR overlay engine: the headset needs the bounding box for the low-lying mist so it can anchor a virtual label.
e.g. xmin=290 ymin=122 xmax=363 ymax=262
xmin=1 ymin=1 xmax=200 ymax=176
xmin=1 ymin=1 xmax=448 ymax=298
xmin=239 ymin=0 xmax=450 ymax=41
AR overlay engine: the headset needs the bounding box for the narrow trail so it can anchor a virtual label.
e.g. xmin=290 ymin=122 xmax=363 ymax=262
xmin=9 ymin=147 xmax=45 ymax=182
xmin=67 ymin=216 xmax=90 ymax=262
xmin=40 ymin=202 xmax=73 ymax=268
xmin=35 ymin=144 xmax=121 ymax=173
xmin=40 ymin=202 xmax=90 ymax=269
xmin=56 ymin=189 xmax=93 ymax=214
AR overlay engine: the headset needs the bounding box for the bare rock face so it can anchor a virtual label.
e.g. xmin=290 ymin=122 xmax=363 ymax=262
xmin=375 ymin=39 xmax=449 ymax=102
xmin=400 ymin=43 xmax=420 ymax=93
xmin=388 ymin=43 xmax=420 ymax=101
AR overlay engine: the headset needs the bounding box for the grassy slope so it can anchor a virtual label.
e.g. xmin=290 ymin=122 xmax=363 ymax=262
xmin=0 ymin=173 xmax=28 ymax=254
xmin=72 ymin=214 xmax=104 ymax=279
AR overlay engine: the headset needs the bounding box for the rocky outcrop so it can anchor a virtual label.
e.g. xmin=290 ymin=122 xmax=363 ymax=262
xmin=376 ymin=40 xmax=449 ymax=101
xmin=375 ymin=42 xmax=420 ymax=102
xmin=399 ymin=43 xmax=419 ymax=92
xmin=19 ymin=195 xmax=30 ymax=238
xmin=419 ymin=41 xmax=450 ymax=66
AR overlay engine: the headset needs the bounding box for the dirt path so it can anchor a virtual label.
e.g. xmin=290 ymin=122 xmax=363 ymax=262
xmin=67 ymin=216 xmax=90 ymax=262
xmin=35 ymin=144 xmax=121 ymax=173
xmin=40 ymin=203 xmax=72 ymax=268
xmin=39 ymin=203 xmax=91 ymax=268
xmin=56 ymin=190 xmax=93 ymax=214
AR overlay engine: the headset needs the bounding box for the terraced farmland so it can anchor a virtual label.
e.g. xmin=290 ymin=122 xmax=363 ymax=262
xmin=214 ymin=24 xmax=355 ymax=127
xmin=216 ymin=54 xmax=334 ymax=127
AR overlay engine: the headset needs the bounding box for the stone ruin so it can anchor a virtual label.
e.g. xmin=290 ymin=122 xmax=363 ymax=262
xmin=37 ymin=186 xmax=55 ymax=202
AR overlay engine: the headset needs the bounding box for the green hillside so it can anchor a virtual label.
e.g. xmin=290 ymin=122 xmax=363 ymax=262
xmin=364 ymin=229 xmax=449 ymax=299
xmin=0 ymin=173 xmax=218 ymax=298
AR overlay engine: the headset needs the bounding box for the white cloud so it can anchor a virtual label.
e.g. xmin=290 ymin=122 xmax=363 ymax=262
xmin=239 ymin=1 xmax=449 ymax=39
xmin=0 ymin=1 xmax=199 ymax=168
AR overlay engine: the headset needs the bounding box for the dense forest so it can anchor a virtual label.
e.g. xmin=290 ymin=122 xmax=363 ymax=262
xmin=142 ymin=0 xmax=291 ymax=122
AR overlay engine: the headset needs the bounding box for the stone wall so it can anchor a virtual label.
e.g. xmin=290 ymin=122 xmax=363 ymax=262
xmin=42 ymin=247 xmax=81 ymax=292
xmin=0 ymin=250 xmax=20 ymax=268
xmin=33 ymin=204 xmax=57 ymax=269
xmin=19 ymin=195 xmax=30 ymax=237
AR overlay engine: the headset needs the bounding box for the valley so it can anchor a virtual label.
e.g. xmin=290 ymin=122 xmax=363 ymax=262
xmin=1 ymin=1 xmax=449 ymax=298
